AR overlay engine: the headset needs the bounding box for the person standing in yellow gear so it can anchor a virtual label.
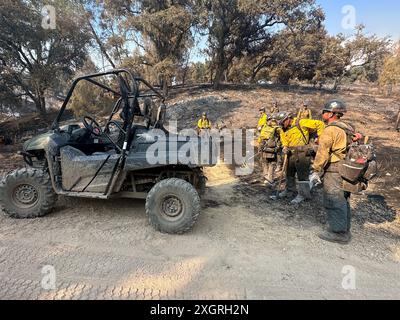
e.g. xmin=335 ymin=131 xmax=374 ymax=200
xmin=270 ymin=100 xmax=280 ymax=114
xmin=258 ymin=116 xmax=281 ymax=186
xmin=197 ymin=112 xmax=211 ymax=134
xmin=257 ymin=107 xmax=268 ymax=132
xmin=274 ymin=111 xmax=325 ymax=204
xmin=297 ymin=101 xmax=312 ymax=120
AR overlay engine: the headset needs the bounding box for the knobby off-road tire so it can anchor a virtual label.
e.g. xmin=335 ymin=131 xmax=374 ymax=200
xmin=145 ymin=178 xmax=201 ymax=234
xmin=0 ymin=168 xmax=57 ymax=218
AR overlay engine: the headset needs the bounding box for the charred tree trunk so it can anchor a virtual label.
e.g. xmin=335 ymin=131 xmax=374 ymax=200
xmin=213 ymin=63 xmax=225 ymax=90
xmin=158 ymin=74 xmax=169 ymax=97
xmin=34 ymin=88 xmax=47 ymax=116
xmin=35 ymin=97 xmax=46 ymax=116
xmin=250 ymin=72 xmax=257 ymax=84
xmin=250 ymin=61 xmax=265 ymax=84
xmin=250 ymin=55 xmax=274 ymax=84
xmin=212 ymin=40 xmax=230 ymax=90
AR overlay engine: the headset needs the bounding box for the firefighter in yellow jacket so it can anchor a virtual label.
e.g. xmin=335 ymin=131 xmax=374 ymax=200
xmin=258 ymin=116 xmax=280 ymax=185
xmin=297 ymin=100 xmax=312 ymax=120
xmin=197 ymin=112 xmax=211 ymax=133
xmin=257 ymin=107 xmax=268 ymax=131
xmin=270 ymin=100 xmax=280 ymax=114
xmin=275 ymin=111 xmax=325 ymax=204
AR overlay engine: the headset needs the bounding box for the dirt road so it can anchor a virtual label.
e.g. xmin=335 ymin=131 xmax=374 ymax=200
xmin=0 ymin=162 xmax=399 ymax=299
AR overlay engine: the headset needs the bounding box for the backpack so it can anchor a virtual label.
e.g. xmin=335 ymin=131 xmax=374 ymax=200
xmin=261 ymin=127 xmax=280 ymax=159
xmin=328 ymin=122 xmax=378 ymax=193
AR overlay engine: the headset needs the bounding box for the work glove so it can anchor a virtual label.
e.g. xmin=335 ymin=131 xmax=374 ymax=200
xmin=257 ymin=126 xmax=262 ymax=132
xmin=309 ymin=171 xmax=322 ymax=188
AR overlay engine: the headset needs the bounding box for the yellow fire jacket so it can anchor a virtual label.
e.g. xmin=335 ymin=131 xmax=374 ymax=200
xmin=198 ymin=118 xmax=211 ymax=129
xmin=279 ymin=118 xmax=325 ymax=148
xmin=258 ymin=124 xmax=279 ymax=143
xmin=297 ymin=109 xmax=312 ymax=120
xmin=257 ymin=113 xmax=267 ymax=129
xmin=312 ymin=121 xmax=352 ymax=172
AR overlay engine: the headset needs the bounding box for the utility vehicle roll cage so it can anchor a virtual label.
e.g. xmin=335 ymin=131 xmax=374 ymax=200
xmin=51 ymin=68 xmax=165 ymax=131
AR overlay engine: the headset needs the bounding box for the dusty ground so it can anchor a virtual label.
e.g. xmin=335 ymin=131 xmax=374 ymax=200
xmin=0 ymin=84 xmax=399 ymax=299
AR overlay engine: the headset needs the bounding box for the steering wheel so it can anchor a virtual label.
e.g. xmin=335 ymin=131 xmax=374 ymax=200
xmin=83 ymin=116 xmax=102 ymax=137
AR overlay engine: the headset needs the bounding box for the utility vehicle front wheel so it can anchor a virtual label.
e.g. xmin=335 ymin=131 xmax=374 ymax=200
xmin=196 ymin=173 xmax=207 ymax=196
xmin=145 ymin=178 xmax=201 ymax=234
xmin=0 ymin=168 xmax=57 ymax=218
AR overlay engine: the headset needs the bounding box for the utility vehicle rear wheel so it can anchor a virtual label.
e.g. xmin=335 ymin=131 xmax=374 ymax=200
xmin=145 ymin=178 xmax=201 ymax=234
xmin=0 ymin=168 xmax=57 ymax=218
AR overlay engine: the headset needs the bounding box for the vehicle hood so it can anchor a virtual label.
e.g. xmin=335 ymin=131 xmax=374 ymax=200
xmin=23 ymin=132 xmax=53 ymax=152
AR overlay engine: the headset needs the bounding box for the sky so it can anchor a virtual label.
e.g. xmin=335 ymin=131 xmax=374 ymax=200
xmin=317 ymin=0 xmax=400 ymax=39
xmin=190 ymin=0 xmax=400 ymax=63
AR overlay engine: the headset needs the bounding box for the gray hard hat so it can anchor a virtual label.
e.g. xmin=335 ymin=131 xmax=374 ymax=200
xmin=276 ymin=111 xmax=293 ymax=125
xmin=323 ymin=99 xmax=347 ymax=114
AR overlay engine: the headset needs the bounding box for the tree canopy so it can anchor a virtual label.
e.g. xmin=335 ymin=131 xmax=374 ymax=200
xmin=0 ymin=0 xmax=397 ymax=118
xmin=0 ymin=0 xmax=91 ymax=115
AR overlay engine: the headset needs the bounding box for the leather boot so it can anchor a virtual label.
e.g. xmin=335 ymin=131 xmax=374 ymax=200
xmin=318 ymin=230 xmax=352 ymax=244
